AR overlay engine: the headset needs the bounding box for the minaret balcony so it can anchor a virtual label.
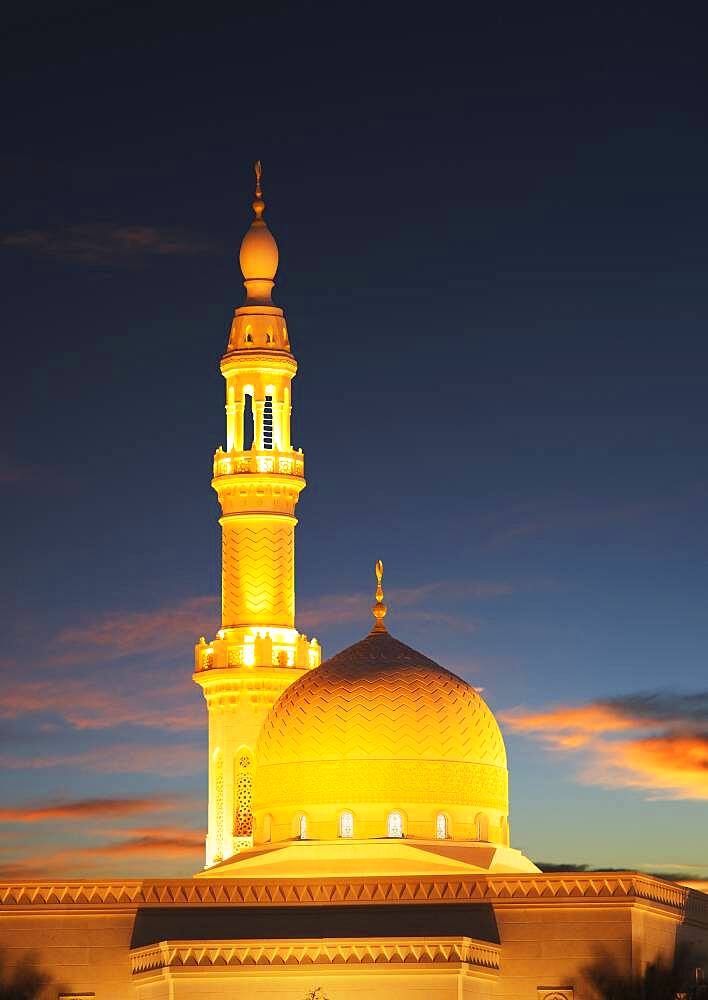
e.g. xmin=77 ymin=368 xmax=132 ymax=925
xmin=212 ymin=447 xmax=304 ymax=480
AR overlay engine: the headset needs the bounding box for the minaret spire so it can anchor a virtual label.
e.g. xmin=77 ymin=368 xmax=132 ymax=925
xmin=193 ymin=167 xmax=321 ymax=869
xmin=254 ymin=159 xmax=262 ymax=200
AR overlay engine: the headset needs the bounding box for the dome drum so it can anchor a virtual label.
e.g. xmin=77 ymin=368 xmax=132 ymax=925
xmin=254 ymin=802 xmax=510 ymax=847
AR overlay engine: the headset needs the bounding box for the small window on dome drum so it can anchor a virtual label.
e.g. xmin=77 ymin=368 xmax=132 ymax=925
xmin=299 ymin=814 xmax=307 ymax=840
xmin=339 ymin=810 xmax=354 ymax=838
xmin=436 ymin=813 xmax=448 ymax=840
xmin=387 ymin=811 xmax=404 ymax=838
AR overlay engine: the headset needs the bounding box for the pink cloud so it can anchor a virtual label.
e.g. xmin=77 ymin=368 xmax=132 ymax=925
xmin=0 ymin=742 xmax=204 ymax=775
xmin=0 ymin=677 xmax=202 ymax=730
xmin=50 ymin=595 xmax=218 ymax=666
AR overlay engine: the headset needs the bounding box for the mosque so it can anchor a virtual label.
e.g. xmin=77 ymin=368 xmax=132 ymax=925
xmin=0 ymin=167 xmax=706 ymax=999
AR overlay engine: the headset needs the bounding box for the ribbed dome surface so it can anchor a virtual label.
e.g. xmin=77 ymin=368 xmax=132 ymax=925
xmin=257 ymin=631 xmax=507 ymax=768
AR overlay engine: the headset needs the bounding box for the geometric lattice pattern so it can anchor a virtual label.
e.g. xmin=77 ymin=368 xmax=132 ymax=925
xmin=234 ymin=754 xmax=253 ymax=836
xmin=222 ymin=520 xmax=294 ymax=628
xmin=213 ymin=750 xmax=224 ymax=860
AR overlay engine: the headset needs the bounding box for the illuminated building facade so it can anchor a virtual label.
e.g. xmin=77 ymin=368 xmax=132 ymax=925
xmin=0 ymin=168 xmax=707 ymax=999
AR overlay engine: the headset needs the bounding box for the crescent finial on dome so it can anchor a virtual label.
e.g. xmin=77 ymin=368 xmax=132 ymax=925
xmin=371 ymin=559 xmax=387 ymax=633
xmin=253 ymin=159 xmax=264 ymax=219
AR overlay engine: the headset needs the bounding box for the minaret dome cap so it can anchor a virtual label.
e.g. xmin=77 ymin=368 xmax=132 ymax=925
xmin=239 ymin=160 xmax=279 ymax=304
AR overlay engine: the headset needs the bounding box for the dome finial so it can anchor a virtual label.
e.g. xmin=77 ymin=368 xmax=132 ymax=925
xmin=239 ymin=160 xmax=278 ymax=304
xmin=253 ymin=159 xmax=265 ymax=219
xmin=371 ymin=559 xmax=387 ymax=633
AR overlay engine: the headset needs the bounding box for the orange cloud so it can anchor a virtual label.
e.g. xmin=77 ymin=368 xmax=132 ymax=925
xmin=591 ymin=733 xmax=708 ymax=800
xmin=0 ymin=796 xmax=182 ymax=823
xmin=502 ymin=703 xmax=644 ymax=743
xmin=84 ymin=831 xmax=203 ymax=857
xmin=0 ymin=825 xmax=204 ymax=879
xmin=502 ymin=693 xmax=708 ymax=800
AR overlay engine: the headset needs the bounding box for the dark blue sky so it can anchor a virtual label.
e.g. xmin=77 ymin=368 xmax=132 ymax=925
xmin=1 ymin=1 xmax=708 ymax=879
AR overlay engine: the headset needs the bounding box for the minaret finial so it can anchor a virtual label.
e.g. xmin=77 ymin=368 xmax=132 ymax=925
xmin=253 ymin=160 xmax=265 ymax=220
xmin=371 ymin=559 xmax=387 ymax=633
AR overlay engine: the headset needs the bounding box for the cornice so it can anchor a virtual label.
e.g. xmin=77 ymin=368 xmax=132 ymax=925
xmin=130 ymin=935 xmax=500 ymax=975
xmin=0 ymin=874 xmax=706 ymax=924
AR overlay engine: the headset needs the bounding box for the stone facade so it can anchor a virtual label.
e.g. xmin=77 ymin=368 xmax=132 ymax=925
xmin=1 ymin=873 xmax=706 ymax=999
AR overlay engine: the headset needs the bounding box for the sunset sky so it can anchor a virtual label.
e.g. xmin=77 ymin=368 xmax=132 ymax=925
xmin=2 ymin=2 xmax=708 ymax=882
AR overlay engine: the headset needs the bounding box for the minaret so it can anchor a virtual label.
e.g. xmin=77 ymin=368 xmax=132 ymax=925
xmin=194 ymin=163 xmax=321 ymax=868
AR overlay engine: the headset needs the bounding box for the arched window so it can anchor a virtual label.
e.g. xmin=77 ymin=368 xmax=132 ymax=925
xmin=263 ymin=814 xmax=272 ymax=843
xmin=474 ymin=812 xmax=489 ymax=842
xmin=387 ymin=811 xmax=404 ymax=838
xmin=339 ymin=811 xmax=354 ymax=839
xmin=500 ymin=815 xmax=509 ymax=846
xmin=299 ymin=814 xmax=307 ymax=840
xmin=436 ymin=813 xmax=448 ymax=840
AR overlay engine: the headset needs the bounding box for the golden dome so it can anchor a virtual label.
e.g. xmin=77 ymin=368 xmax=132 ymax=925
xmin=253 ymin=630 xmax=510 ymax=846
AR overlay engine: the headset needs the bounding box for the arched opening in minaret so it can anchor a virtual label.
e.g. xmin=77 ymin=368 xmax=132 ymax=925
xmin=263 ymin=394 xmax=274 ymax=449
xmin=242 ymin=390 xmax=254 ymax=450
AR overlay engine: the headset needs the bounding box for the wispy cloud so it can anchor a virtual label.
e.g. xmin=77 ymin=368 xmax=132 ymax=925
xmin=82 ymin=829 xmax=203 ymax=857
xmin=299 ymin=579 xmax=513 ymax=632
xmin=0 ymin=678 xmax=202 ymax=730
xmin=502 ymin=691 xmax=708 ymax=800
xmin=0 ymin=224 xmax=216 ymax=263
xmin=0 ymin=796 xmax=181 ymax=823
xmin=50 ymin=595 xmax=218 ymax=666
xmin=0 ymin=457 xmax=35 ymax=485
xmin=0 ymin=824 xmax=204 ymax=879
xmin=487 ymin=487 xmax=708 ymax=547
xmin=0 ymin=742 xmax=204 ymax=775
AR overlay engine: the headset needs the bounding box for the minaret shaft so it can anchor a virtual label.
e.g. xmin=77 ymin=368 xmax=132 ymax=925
xmin=193 ymin=167 xmax=321 ymax=869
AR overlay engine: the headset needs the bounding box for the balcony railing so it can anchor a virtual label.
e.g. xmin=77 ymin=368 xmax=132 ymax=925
xmin=213 ymin=447 xmax=304 ymax=479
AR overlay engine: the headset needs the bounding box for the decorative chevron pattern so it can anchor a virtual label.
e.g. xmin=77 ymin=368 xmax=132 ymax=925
xmin=222 ymin=521 xmax=294 ymax=627
xmin=257 ymin=632 xmax=507 ymax=768
xmin=0 ymin=875 xmax=704 ymax=917
xmin=130 ymin=936 xmax=501 ymax=973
